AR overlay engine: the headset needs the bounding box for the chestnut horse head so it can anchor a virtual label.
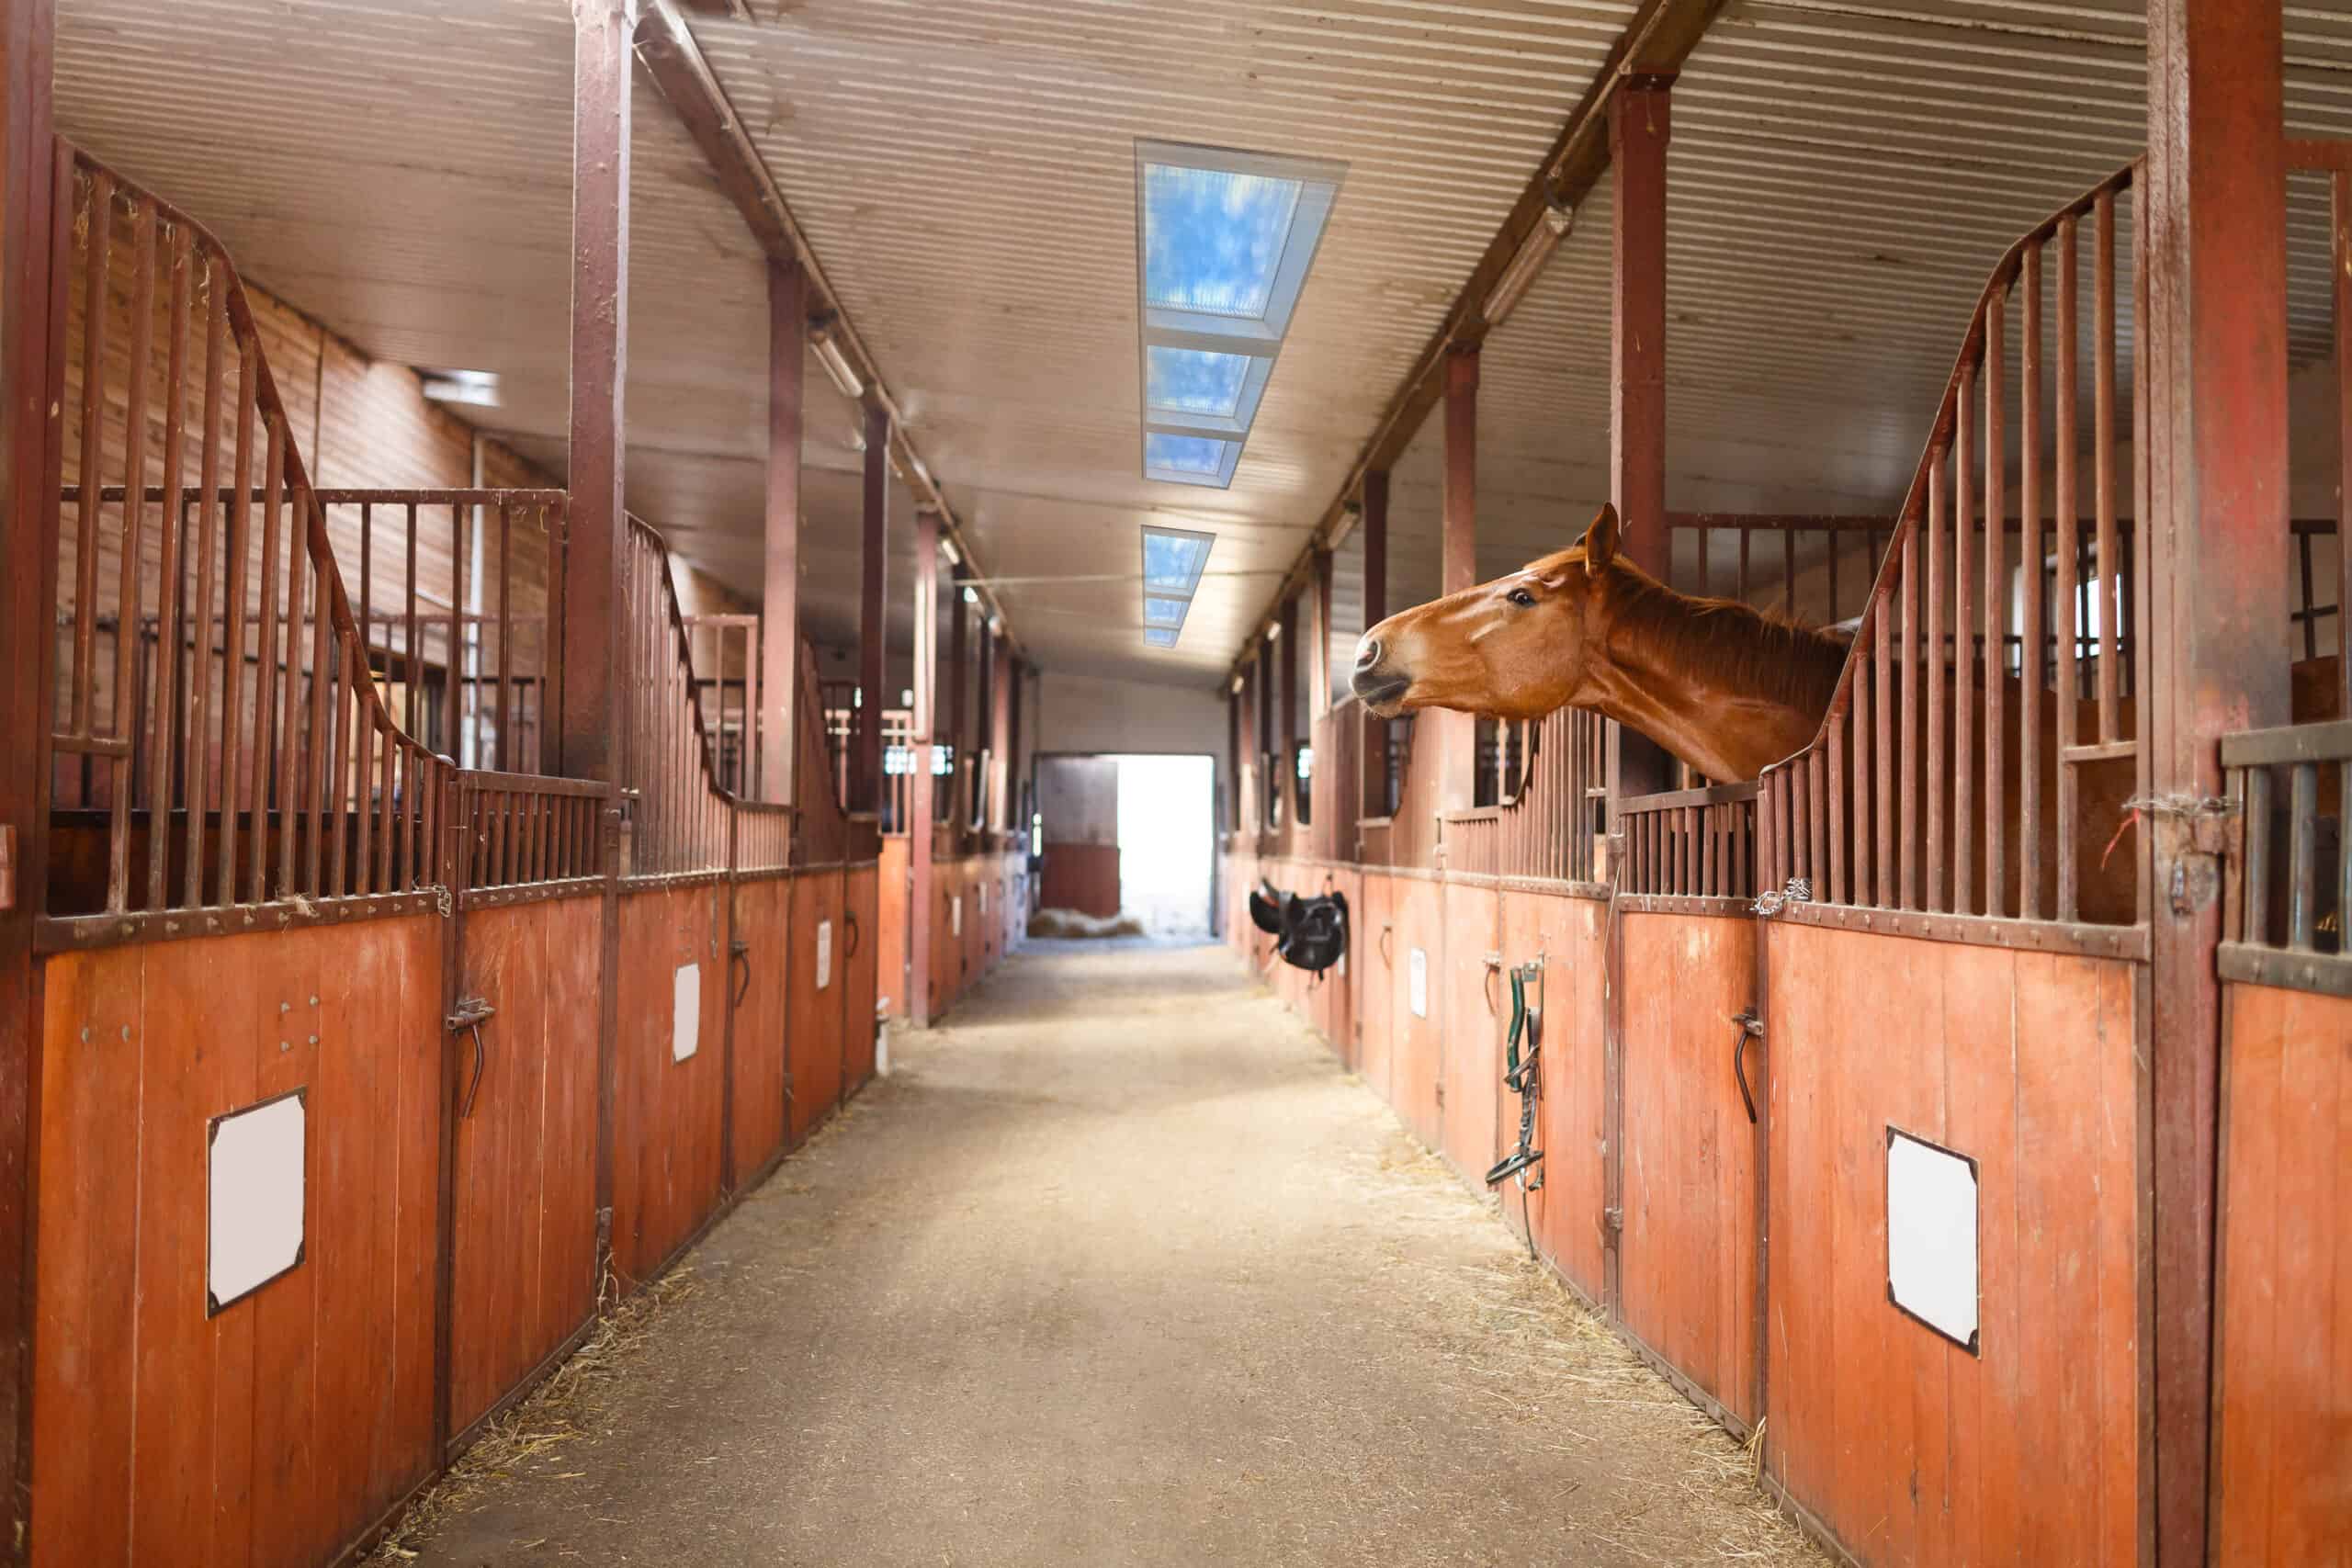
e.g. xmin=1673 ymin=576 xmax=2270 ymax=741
xmin=1350 ymin=502 xmax=1851 ymax=783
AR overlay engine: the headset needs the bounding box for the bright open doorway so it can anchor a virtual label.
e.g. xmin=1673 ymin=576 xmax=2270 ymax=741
xmin=1109 ymin=753 xmax=1215 ymax=937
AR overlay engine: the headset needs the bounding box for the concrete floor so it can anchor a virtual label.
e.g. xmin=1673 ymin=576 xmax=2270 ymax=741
xmin=396 ymin=940 xmax=1823 ymax=1568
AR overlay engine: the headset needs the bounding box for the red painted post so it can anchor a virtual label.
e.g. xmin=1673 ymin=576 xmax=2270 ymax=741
xmin=567 ymin=0 xmax=633 ymax=1322
xmin=1610 ymin=74 xmax=1675 ymax=807
xmin=948 ymin=562 xmax=967 ymax=828
xmin=910 ymin=509 xmax=939 ymax=1029
xmin=0 ymin=0 xmax=55 ymax=1552
xmin=1440 ymin=346 xmax=1479 ymax=815
xmin=761 ymin=258 xmax=804 ymax=804
xmin=2143 ymin=3 xmax=2290 ymax=1561
xmin=1280 ymin=593 xmax=1300 ymax=828
xmin=1362 ymin=469 xmax=1389 ymax=819
xmin=855 ymin=402 xmax=889 ymax=814
xmin=987 ymin=623 xmax=1010 ymax=831
xmin=1312 ymin=547 xmax=1334 ymax=716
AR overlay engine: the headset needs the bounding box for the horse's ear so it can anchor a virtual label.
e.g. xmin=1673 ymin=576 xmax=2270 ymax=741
xmin=1581 ymin=502 xmax=1622 ymax=578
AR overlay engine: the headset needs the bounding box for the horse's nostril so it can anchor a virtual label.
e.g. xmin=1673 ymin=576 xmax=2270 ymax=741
xmin=1355 ymin=637 xmax=1384 ymax=671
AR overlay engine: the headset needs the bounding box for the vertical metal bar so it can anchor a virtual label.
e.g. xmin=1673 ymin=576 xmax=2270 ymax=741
xmin=1954 ymin=364 xmax=1976 ymax=915
xmin=1781 ymin=526 xmax=1795 ymax=616
xmin=1983 ymin=283 xmax=2007 ymax=919
xmin=70 ymin=169 xmax=108 ymax=739
xmin=277 ymin=482 xmax=306 ymax=897
xmin=2338 ymin=173 xmax=2352 ymax=936
xmin=1737 ymin=528 xmax=1750 ymax=604
xmin=376 ymin=708 xmax=396 ymax=893
xmin=329 ymin=633 xmax=352 ymax=897
xmin=248 ymin=417 xmax=284 ymax=905
xmin=305 ymin=546 xmax=329 ymax=896
xmin=1827 ymin=707 xmax=1847 ymax=905
xmin=2245 ymin=764 xmax=2271 ymax=946
xmin=216 ymin=342 xmax=256 ymax=907
xmin=2094 ymin=190 xmax=2120 ymax=740
xmin=107 ymin=198 xmax=155 ymax=912
xmin=183 ymin=265 xmax=226 ymax=908
xmin=1826 ymin=532 xmax=1839 ymax=621
xmin=147 ymin=222 xmax=191 ymax=912
xmin=497 ymin=500 xmax=514 ymax=773
xmin=2020 ymin=243 xmax=2045 ymax=920
xmin=2056 ymin=216 xmax=2082 ymax=922
xmin=1897 ymin=513 xmax=1917 ymax=909
xmin=2288 ymin=761 xmax=2317 ymax=951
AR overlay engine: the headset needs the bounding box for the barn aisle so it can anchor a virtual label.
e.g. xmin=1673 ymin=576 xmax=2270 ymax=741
xmin=393 ymin=942 xmax=1819 ymax=1568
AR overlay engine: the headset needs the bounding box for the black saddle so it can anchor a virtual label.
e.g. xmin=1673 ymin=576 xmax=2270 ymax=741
xmin=1247 ymin=879 xmax=1350 ymax=976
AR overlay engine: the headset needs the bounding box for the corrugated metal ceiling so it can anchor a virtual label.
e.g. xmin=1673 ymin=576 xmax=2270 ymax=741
xmin=52 ymin=0 xmax=2352 ymax=689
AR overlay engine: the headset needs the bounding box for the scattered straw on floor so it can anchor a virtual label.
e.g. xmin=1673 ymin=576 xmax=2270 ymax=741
xmin=367 ymin=1266 xmax=705 ymax=1563
xmin=1025 ymin=907 xmax=1146 ymax=939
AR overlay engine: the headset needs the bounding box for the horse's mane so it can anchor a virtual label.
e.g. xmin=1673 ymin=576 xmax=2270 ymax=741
xmin=1597 ymin=560 xmax=1851 ymax=720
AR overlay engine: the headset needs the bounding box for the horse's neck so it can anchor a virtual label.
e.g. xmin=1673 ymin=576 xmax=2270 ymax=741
xmin=1581 ymin=575 xmax=1847 ymax=782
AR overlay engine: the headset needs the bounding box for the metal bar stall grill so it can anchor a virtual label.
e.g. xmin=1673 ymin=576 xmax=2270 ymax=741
xmin=618 ymin=515 xmax=735 ymax=880
xmin=1756 ymin=163 xmax=2149 ymax=936
xmin=1487 ymin=705 xmax=1609 ymax=886
xmin=2221 ymin=717 xmax=2350 ymax=994
xmin=40 ymin=149 xmax=486 ymax=943
xmin=1614 ymin=783 xmax=1758 ymax=902
xmin=680 ymin=612 xmax=762 ymax=799
xmin=453 ymin=770 xmax=612 ymax=907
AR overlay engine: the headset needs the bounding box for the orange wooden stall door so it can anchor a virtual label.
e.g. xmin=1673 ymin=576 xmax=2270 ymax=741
xmin=1615 ymin=911 xmax=1762 ymax=1432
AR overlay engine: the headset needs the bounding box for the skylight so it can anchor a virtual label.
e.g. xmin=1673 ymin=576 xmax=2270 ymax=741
xmin=1139 ymin=525 xmax=1214 ymax=651
xmin=1136 ymin=141 xmax=1345 ymax=488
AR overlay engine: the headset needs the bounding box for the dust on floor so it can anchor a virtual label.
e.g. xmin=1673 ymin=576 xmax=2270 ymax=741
xmin=380 ymin=939 xmax=1826 ymax=1568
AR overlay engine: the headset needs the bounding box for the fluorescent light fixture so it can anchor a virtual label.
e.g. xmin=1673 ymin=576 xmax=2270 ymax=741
xmin=961 ymin=586 xmax=978 ymax=604
xmin=940 ymin=536 xmax=962 ymax=568
xmin=900 ymin=688 xmax=914 ymax=706
xmin=810 ymin=319 xmax=864 ymax=401
xmin=1140 ymin=525 xmax=1214 ymax=651
xmin=989 ymin=615 xmax=1002 ymax=634
xmin=1231 ymin=674 xmax=1244 ymax=694
xmin=1483 ymin=200 xmax=1574 ymax=328
xmin=421 ymin=368 xmax=500 ymax=408
xmin=1135 ymin=141 xmax=1346 ymax=488
xmin=1265 ymin=622 xmax=1281 ymax=641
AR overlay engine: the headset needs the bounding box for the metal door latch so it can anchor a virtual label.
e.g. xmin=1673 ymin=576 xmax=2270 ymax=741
xmin=447 ymin=996 xmax=495 ymax=1118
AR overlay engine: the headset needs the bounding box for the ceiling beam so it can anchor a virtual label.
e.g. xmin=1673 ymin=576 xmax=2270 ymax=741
xmin=630 ymin=0 xmax=1024 ymax=657
xmin=1222 ymin=0 xmax=1725 ymax=683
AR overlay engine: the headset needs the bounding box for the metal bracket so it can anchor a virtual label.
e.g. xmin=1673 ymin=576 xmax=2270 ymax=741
xmin=1604 ymin=1205 xmax=1624 ymax=1233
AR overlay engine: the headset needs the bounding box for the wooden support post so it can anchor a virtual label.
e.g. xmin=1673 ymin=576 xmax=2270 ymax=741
xmin=1312 ymin=547 xmax=1334 ymax=717
xmin=1007 ymin=652 xmax=1023 ymax=832
xmin=987 ymin=622 xmax=1010 ymax=832
xmin=1610 ymin=73 xmax=1675 ymax=807
xmin=948 ymin=562 xmax=967 ymax=827
xmin=1440 ymin=347 xmax=1479 ymax=816
xmin=2143 ymin=4 xmax=2290 ymax=1561
xmin=855 ymin=401 xmax=888 ymax=813
xmin=1280 ymin=594 xmax=1300 ymax=825
xmin=760 ymin=258 xmax=804 ymax=804
xmin=567 ymin=0 xmax=633 ymax=1317
xmin=1256 ymin=636 xmax=1274 ymax=830
xmin=909 ymin=509 xmax=939 ymax=1029
xmin=0 ymin=0 xmax=55 ymax=1553
xmin=1362 ymin=469 xmax=1389 ymax=819
xmin=1227 ymin=685 xmax=1242 ymax=833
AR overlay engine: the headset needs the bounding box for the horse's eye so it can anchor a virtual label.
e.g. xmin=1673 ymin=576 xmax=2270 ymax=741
xmin=1507 ymin=588 xmax=1536 ymax=608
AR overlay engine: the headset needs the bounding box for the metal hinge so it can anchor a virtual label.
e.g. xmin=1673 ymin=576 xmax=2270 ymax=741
xmin=0 ymin=822 xmax=15 ymax=910
xmin=1604 ymin=1205 xmax=1624 ymax=1234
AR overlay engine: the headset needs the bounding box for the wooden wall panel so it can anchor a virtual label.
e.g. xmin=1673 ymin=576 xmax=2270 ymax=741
xmin=1041 ymin=842 xmax=1120 ymax=917
xmin=450 ymin=895 xmax=600 ymax=1436
xmin=1500 ymin=890 xmax=1608 ymax=1304
xmin=958 ymin=856 xmax=982 ymax=991
xmin=2214 ymin=981 xmax=2352 ymax=1567
xmin=1619 ymin=912 xmax=1761 ymax=1429
xmin=876 ymin=836 xmax=909 ymax=1018
xmin=728 ymin=877 xmax=792 ymax=1184
xmin=787 ymin=871 xmax=845 ymax=1142
xmin=1764 ymin=923 xmax=2139 ymax=1568
xmin=611 ymin=886 xmax=727 ymax=1286
xmin=1321 ymin=868 xmax=1361 ymax=1070
xmin=1437 ymin=881 xmax=1501 ymax=1183
xmin=33 ymin=919 xmax=441 ymax=1568
xmin=1356 ymin=873 xmax=1396 ymax=1106
xmin=843 ymin=864 xmax=880 ymax=1094
xmin=1388 ymin=874 xmax=1445 ymax=1151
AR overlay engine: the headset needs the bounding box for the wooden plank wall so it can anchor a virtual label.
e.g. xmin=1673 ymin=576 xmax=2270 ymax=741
xmin=786 ymin=870 xmax=845 ymax=1144
xmin=843 ymin=865 xmax=880 ymax=1089
xmin=1505 ymin=890 xmax=1607 ymax=1304
xmin=729 ymin=876 xmax=793 ymax=1183
xmin=1437 ymin=880 xmax=1501 ymax=1184
xmin=1764 ymin=923 xmax=2140 ymax=1568
xmin=450 ymin=895 xmax=601 ymax=1436
xmin=1618 ymin=912 xmax=1761 ymax=1429
xmin=2213 ymin=981 xmax=2352 ymax=1565
xmin=876 ymin=835 xmax=909 ymax=1016
xmin=877 ymin=848 xmax=1025 ymax=1024
xmin=34 ymin=918 xmax=442 ymax=1568
xmin=1041 ymin=841 xmax=1119 ymax=918
xmin=611 ymin=885 xmax=729 ymax=1287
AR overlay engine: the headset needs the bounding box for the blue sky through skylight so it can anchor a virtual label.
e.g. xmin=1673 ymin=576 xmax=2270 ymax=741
xmin=1146 ymin=346 xmax=1250 ymax=417
xmin=1142 ymin=165 xmax=1302 ymax=320
xmin=1144 ymin=434 xmax=1229 ymax=477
